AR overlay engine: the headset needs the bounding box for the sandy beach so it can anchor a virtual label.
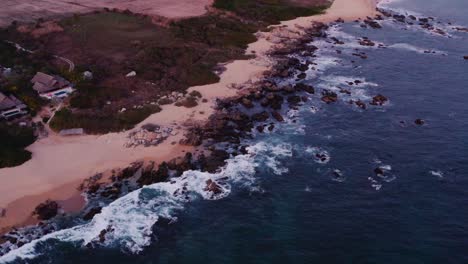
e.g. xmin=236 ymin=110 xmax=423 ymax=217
xmin=0 ymin=0 xmax=378 ymax=231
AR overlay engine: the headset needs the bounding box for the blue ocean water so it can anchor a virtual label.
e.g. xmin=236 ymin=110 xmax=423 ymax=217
xmin=2 ymin=0 xmax=468 ymax=263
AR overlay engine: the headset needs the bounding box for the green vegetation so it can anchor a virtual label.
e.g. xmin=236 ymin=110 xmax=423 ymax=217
xmin=0 ymin=35 xmax=49 ymax=115
xmin=213 ymin=0 xmax=328 ymax=24
xmin=0 ymin=123 xmax=36 ymax=168
xmin=49 ymin=105 xmax=161 ymax=134
xmin=5 ymin=0 xmax=327 ymax=134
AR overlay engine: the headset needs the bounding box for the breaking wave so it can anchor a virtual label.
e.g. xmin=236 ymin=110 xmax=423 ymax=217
xmin=0 ymin=142 xmax=292 ymax=263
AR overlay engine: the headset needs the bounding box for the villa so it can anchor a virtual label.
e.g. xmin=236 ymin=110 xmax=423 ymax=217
xmin=31 ymin=72 xmax=74 ymax=100
xmin=0 ymin=92 xmax=28 ymax=119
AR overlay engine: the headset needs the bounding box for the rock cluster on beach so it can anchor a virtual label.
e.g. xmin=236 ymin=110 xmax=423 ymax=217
xmin=125 ymin=124 xmax=175 ymax=148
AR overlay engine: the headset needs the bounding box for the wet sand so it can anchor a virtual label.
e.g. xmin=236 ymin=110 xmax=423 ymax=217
xmin=0 ymin=0 xmax=378 ymax=231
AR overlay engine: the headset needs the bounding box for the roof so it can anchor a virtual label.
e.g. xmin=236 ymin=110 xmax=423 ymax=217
xmin=0 ymin=92 xmax=23 ymax=111
xmin=31 ymin=72 xmax=70 ymax=93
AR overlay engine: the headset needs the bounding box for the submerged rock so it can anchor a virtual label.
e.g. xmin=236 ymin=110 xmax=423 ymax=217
xmin=415 ymin=119 xmax=425 ymax=125
xmin=370 ymin=94 xmax=388 ymax=106
xmin=321 ymin=90 xmax=338 ymax=104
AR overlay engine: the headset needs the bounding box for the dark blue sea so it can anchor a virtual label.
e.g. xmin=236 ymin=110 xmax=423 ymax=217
xmin=2 ymin=0 xmax=468 ymax=263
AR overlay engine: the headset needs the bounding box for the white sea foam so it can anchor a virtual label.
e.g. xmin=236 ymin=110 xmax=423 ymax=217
xmin=388 ymin=43 xmax=446 ymax=55
xmin=318 ymin=75 xmax=378 ymax=88
xmin=430 ymin=170 xmax=444 ymax=179
xmin=0 ymin=142 xmax=292 ymax=263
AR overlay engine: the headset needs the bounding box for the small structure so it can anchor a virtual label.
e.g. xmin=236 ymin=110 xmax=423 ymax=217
xmin=31 ymin=72 xmax=74 ymax=99
xmin=59 ymin=128 xmax=84 ymax=136
xmin=0 ymin=92 xmax=28 ymax=119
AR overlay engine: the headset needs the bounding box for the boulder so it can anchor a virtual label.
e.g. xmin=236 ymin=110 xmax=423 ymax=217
xmin=241 ymin=98 xmax=254 ymax=108
xmin=287 ymin=95 xmax=302 ymax=105
xmin=33 ymin=200 xmax=59 ymax=220
xmin=355 ymin=100 xmax=367 ymax=109
xmin=83 ymin=207 xmax=102 ymax=221
xmin=272 ymin=111 xmax=285 ymax=122
xmin=251 ymin=111 xmax=270 ymax=122
xmin=321 ymin=90 xmax=338 ymax=104
xmin=294 ymin=83 xmax=315 ymax=94
xmin=204 ymin=179 xmax=222 ymax=194
xmin=370 ymin=94 xmax=388 ymax=106
xmin=415 ymin=119 xmax=425 ymax=125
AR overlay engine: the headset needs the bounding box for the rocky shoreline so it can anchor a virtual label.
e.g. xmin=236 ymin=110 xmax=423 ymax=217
xmin=0 ymin=4 xmax=420 ymax=257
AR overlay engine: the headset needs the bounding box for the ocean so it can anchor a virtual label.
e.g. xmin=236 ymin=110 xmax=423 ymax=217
xmin=2 ymin=0 xmax=468 ymax=263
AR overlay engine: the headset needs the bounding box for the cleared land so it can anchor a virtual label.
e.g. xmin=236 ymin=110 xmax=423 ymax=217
xmin=0 ymin=0 xmax=213 ymax=27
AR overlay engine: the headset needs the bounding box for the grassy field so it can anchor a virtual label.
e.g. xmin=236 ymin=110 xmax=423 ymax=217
xmin=0 ymin=123 xmax=36 ymax=168
xmin=4 ymin=0 xmax=328 ymax=134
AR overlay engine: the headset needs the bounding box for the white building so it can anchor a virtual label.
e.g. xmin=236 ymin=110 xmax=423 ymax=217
xmin=31 ymin=72 xmax=74 ymax=100
xmin=0 ymin=92 xmax=28 ymax=119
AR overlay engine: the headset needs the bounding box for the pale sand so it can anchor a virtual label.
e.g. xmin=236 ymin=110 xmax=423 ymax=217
xmin=0 ymin=0 xmax=378 ymax=230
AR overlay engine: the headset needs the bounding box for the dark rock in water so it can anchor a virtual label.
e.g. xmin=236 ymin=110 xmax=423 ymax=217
xmin=409 ymin=15 xmax=417 ymax=20
xmin=287 ymin=95 xmax=302 ymax=106
xmin=256 ymin=125 xmax=265 ymax=133
xmin=297 ymin=72 xmax=307 ymax=79
xmin=364 ymin=19 xmax=382 ymax=29
xmin=241 ymin=98 xmax=254 ymax=108
xmin=415 ymin=119 xmax=425 ymax=125
xmin=294 ymin=83 xmax=315 ymax=94
xmin=419 ymin=17 xmax=429 ymax=23
xmin=33 ymin=200 xmax=59 ymax=220
xmin=321 ymin=90 xmax=338 ymax=104
xmin=282 ymin=85 xmax=296 ymax=93
xmin=268 ymin=124 xmax=275 ymax=131
xmin=370 ymin=94 xmax=388 ymax=106
xmin=269 ymin=94 xmax=284 ymax=110
xmin=296 ymin=63 xmax=310 ymax=72
xmin=455 ymin=27 xmax=468 ymax=32
xmin=355 ymin=100 xmax=367 ymax=109
xmin=393 ymin=14 xmax=406 ymax=23
xmin=272 ymin=111 xmax=285 ymax=122
xmin=378 ymin=9 xmax=392 ymax=17
xmin=359 ymin=38 xmax=376 ymax=46
xmin=252 ymin=111 xmax=270 ymax=122
xmin=433 ymin=28 xmax=446 ymax=35
xmin=204 ymin=179 xmax=222 ymax=194
xmin=374 ymin=167 xmax=385 ymax=176
xmin=339 ymin=88 xmax=351 ymax=95
xmin=83 ymin=207 xmax=102 ymax=221
xmin=336 ymin=18 xmax=345 ymax=23
xmin=352 ymin=53 xmax=368 ymax=59
xmin=464 ymin=56 xmax=468 ymax=60
xmin=330 ymin=37 xmax=345 ymax=45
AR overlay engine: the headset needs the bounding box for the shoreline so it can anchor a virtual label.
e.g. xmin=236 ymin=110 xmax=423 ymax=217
xmin=0 ymin=0 xmax=378 ymax=233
